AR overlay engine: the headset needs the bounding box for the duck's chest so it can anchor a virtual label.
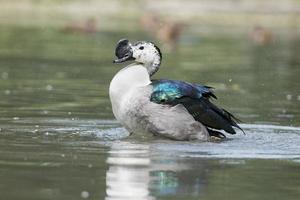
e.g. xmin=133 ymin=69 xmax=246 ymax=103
xmin=119 ymin=86 xmax=154 ymax=129
xmin=109 ymin=64 xmax=152 ymax=125
xmin=110 ymin=85 xmax=153 ymax=133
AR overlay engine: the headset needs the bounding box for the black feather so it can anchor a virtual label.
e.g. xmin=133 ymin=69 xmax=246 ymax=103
xmin=150 ymin=79 xmax=244 ymax=135
xmin=171 ymin=97 xmax=243 ymax=134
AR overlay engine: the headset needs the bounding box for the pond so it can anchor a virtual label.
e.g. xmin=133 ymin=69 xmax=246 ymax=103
xmin=0 ymin=27 xmax=299 ymax=200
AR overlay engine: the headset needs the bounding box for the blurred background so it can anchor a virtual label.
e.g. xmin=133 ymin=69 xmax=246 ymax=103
xmin=0 ymin=0 xmax=299 ymax=124
xmin=0 ymin=1 xmax=300 ymax=200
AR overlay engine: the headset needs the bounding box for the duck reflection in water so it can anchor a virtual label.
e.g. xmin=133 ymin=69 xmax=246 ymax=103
xmin=105 ymin=142 xmax=210 ymax=199
xmin=105 ymin=142 xmax=153 ymax=200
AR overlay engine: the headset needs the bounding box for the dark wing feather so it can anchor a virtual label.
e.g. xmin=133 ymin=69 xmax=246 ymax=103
xmin=151 ymin=79 xmax=216 ymax=103
xmin=172 ymin=97 xmax=243 ymax=134
xmin=150 ymin=79 xmax=243 ymax=134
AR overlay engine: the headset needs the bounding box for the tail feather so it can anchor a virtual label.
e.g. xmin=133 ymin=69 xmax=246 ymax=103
xmin=206 ymin=100 xmax=245 ymax=134
xmin=221 ymin=109 xmax=245 ymax=134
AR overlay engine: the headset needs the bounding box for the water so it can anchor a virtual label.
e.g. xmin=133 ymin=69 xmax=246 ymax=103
xmin=0 ymin=26 xmax=300 ymax=200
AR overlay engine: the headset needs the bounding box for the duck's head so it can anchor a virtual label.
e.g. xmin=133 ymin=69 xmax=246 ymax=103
xmin=113 ymin=39 xmax=162 ymax=76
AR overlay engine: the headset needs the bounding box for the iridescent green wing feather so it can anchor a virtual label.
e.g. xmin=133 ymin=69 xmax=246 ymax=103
xmin=150 ymin=79 xmax=216 ymax=104
xmin=150 ymin=79 xmax=243 ymax=134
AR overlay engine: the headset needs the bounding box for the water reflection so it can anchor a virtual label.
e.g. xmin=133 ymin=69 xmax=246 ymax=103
xmin=105 ymin=142 xmax=154 ymax=200
xmin=105 ymin=141 xmax=211 ymax=199
xmin=104 ymin=123 xmax=300 ymax=199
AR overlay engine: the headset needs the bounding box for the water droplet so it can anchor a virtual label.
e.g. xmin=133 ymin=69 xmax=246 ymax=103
xmin=68 ymin=112 xmax=72 ymax=115
xmin=32 ymin=129 xmax=38 ymax=133
xmin=4 ymin=90 xmax=11 ymax=95
xmin=61 ymin=154 xmax=65 ymax=158
xmin=228 ymin=78 xmax=232 ymax=82
xmin=13 ymin=117 xmax=20 ymax=120
xmin=43 ymin=110 xmax=48 ymax=115
xmin=1 ymin=72 xmax=8 ymax=79
xmin=46 ymin=85 xmax=53 ymax=91
xmin=282 ymin=109 xmax=287 ymax=114
xmin=35 ymin=125 xmax=39 ymax=128
xmin=81 ymin=191 xmax=89 ymax=199
xmin=286 ymin=94 xmax=292 ymax=100
xmin=45 ymin=132 xmax=49 ymax=136
xmin=88 ymin=164 xmax=93 ymax=168
xmin=297 ymin=95 xmax=300 ymax=101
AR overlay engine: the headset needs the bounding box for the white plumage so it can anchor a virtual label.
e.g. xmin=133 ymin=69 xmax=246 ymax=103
xmin=109 ymin=61 xmax=209 ymax=140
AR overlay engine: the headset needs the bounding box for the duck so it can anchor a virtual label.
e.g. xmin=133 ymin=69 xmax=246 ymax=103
xmin=140 ymin=14 xmax=184 ymax=51
xmin=61 ymin=18 xmax=97 ymax=35
xmin=249 ymin=25 xmax=273 ymax=46
xmin=109 ymin=39 xmax=244 ymax=141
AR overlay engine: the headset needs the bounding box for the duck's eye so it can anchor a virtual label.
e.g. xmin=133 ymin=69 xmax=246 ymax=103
xmin=139 ymin=46 xmax=144 ymax=50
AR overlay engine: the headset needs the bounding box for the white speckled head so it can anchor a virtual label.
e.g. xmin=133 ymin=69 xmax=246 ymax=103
xmin=131 ymin=42 xmax=161 ymax=64
xmin=113 ymin=39 xmax=162 ymax=76
xmin=131 ymin=41 xmax=162 ymax=76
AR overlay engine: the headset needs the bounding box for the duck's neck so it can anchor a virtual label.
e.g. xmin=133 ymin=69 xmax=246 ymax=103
xmin=144 ymin=56 xmax=161 ymax=77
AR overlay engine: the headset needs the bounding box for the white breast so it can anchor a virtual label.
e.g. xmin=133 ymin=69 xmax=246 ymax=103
xmin=109 ymin=64 xmax=151 ymax=122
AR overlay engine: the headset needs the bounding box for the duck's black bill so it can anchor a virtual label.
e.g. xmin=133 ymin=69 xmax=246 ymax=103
xmin=113 ymin=54 xmax=134 ymax=63
xmin=113 ymin=38 xmax=134 ymax=63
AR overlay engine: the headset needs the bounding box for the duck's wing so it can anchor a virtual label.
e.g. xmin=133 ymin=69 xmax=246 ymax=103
xmin=150 ymin=79 xmax=243 ymax=134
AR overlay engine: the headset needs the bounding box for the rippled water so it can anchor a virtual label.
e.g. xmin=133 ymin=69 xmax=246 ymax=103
xmin=1 ymin=117 xmax=300 ymax=200
xmin=0 ymin=27 xmax=300 ymax=199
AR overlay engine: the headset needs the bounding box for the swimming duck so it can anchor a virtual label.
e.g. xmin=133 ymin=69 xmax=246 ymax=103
xmin=109 ymin=39 xmax=243 ymax=141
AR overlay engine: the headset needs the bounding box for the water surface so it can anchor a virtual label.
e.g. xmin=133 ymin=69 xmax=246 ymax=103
xmin=0 ymin=27 xmax=299 ymax=200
